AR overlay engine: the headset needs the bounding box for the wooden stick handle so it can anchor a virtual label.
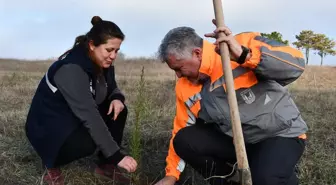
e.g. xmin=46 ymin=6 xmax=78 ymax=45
xmin=212 ymin=0 xmax=252 ymax=184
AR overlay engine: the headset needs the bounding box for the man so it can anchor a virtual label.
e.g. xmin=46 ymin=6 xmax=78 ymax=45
xmin=154 ymin=19 xmax=308 ymax=185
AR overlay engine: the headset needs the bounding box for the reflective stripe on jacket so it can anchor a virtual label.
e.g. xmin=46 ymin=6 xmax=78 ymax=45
xmin=165 ymin=32 xmax=308 ymax=180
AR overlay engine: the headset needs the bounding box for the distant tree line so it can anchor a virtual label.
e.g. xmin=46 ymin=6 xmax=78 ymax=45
xmin=261 ymin=31 xmax=336 ymax=66
xmin=118 ymin=31 xmax=335 ymax=66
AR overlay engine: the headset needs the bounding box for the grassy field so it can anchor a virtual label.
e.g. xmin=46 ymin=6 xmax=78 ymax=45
xmin=0 ymin=58 xmax=335 ymax=185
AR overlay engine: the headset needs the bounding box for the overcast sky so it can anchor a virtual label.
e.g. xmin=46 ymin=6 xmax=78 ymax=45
xmin=1 ymin=0 xmax=335 ymax=65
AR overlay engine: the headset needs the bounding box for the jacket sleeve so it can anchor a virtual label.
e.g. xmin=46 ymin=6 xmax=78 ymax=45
xmin=106 ymin=66 xmax=125 ymax=103
xmin=165 ymin=88 xmax=189 ymax=180
xmin=54 ymin=64 xmax=124 ymax=164
xmin=235 ymin=32 xmax=306 ymax=86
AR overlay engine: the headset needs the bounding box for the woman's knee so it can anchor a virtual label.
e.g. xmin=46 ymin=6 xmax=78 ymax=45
xmin=120 ymin=104 xmax=128 ymax=117
xmin=116 ymin=103 xmax=128 ymax=118
xmin=106 ymin=104 xmax=128 ymax=123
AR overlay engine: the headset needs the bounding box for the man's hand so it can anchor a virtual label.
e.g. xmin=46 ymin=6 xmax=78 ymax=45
xmin=204 ymin=19 xmax=250 ymax=61
xmin=108 ymin=100 xmax=125 ymax=120
xmin=117 ymin=156 xmax=137 ymax=173
xmin=154 ymin=176 xmax=177 ymax=185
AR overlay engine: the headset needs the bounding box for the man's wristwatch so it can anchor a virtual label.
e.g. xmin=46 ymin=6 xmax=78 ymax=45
xmin=237 ymin=46 xmax=250 ymax=64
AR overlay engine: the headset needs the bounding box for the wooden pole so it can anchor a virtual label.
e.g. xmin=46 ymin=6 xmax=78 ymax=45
xmin=212 ymin=0 xmax=252 ymax=184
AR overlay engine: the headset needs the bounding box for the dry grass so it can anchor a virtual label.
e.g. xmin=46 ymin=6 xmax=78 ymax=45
xmin=291 ymin=66 xmax=336 ymax=90
xmin=0 ymin=58 xmax=335 ymax=185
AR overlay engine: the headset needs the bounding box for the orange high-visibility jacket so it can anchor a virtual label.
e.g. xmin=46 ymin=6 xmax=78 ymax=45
xmin=165 ymin=32 xmax=308 ymax=180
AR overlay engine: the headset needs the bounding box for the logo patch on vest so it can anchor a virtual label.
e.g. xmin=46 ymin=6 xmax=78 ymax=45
xmin=240 ymin=88 xmax=255 ymax=104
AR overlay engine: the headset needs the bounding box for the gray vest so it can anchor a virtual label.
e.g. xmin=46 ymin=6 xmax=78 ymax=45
xmin=197 ymin=66 xmax=308 ymax=144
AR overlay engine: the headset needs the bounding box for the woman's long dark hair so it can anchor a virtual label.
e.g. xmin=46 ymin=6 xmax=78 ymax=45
xmin=58 ymin=16 xmax=125 ymax=60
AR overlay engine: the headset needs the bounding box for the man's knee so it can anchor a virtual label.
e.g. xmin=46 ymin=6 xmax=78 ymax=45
xmin=252 ymin=169 xmax=297 ymax=185
xmin=252 ymin=170 xmax=273 ymax=185
xmin=173 ymin=128 xmax=191 ymax=158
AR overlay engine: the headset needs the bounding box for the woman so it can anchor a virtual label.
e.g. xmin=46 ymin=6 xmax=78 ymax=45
xmin=25 ymin=16 xmax=137 ymax=185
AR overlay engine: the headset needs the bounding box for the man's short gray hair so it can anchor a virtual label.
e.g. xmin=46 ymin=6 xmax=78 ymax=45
xmin=157 ymin=27 xmax=203 ymax=63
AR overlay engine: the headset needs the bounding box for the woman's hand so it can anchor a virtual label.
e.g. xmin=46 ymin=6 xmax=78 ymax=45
xmin=108 ymin=100 xmax=125 ymax=120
